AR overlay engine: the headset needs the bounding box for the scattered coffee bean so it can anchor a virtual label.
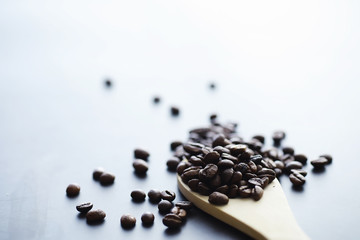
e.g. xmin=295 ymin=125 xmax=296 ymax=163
xmin=252 ymin=135 xmax=265 ymax=144
xmin=93 ymin=167 xmax=105 ymax=181
xmin=161 ymin=190 xmax=176 ymax=201
xmin=175 ymin=201 xmax=193 ymax=211
xmin=289 ymin=172 xmax=306 ymax=186
xmin=131 ymin=190 xmax=146 ymax=201
xmin=170 ymin=141 xmax=183 ymax=151
xmin=252 ymin=186 xmax=264 ymax=201
xmin=153 ymin=96 xmax=160 ymax=103
xmin=171 ymin=206 xmax=187 ymax=219
xmin=320 ymin=154 xmax=333 ymax=164
xmin=76 ymin=202 xmax=93 ymax=214
xmin=210 ymin=114 xmax=217 ymax=121
xmin=148 ymin=189 xmax=162 ymax=203
xmin=158 ymin=200 xmax=173 ymax=213
xmin=290 ymin=169 xmax=307 ymax=176
xmin=282 ymin=147 xmax=295 ymax=155
xmin=272 ymin=130 xmax=286 ymax=146
xmin=66 ymin=184 xmax=80 ymax=197
xmin=141 ymin=212 xmax=155 ymax=225
xmin=133 ymin=159 xmax=148 ymax=174
xmin=170 ymin=106 xmax=180 ymax=116
xmin=99 ymin=172 xmax=115 ymax=185
xmin=134 ymin=148 xmax=150 ymax=161
xmin=167 ymin=157 xmax=180 ymax=171
xmin=284 ymin=161 xmax=303 ymax=173
xmin=162 ymin=213 xmax=182 ymax=228
xmin=294 ymin=154 xmax=307 ymax=165
xmin=86 ymin=209 xmax=106 ymax=222
xmin=121 ymin=214 xmax=136 ymax=228
xmin=208 ymin=191 xmax=229 ymax=205
xmin=311 ymin=157 xmax=328 ymax=169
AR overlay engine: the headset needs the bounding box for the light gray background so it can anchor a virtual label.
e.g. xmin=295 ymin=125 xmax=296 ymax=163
xmin=1 ymin=1 xmax=360 ymax=239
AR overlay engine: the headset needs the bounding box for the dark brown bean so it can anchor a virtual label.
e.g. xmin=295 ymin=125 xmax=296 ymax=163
xmin=93 ymin=167 xmax=105 ymax=181
xmin=199 ymin=164 xmax=218 ymax=182
xmin=162 ymin=213 xmax=182 ymax=228
xmin=284 ymin=161 xmax=303 ymax=173
xmin=311 ymin=157 xmax=328 ymax=169
xmin=175 ymin=201 xmax=193 ymax=211
xmin=251 ymin=186 xmax=264 ymax=201
xmin=248 ymin=178 xmax=263 ymax=187
xmin=133 ymin=159 xmax=149 ymax=174
xmin=294 ymin=154 xmax=308 ymax=165
xmin=217 ymin=159 xmax=234 ymax=169
xmin=86 ymin=209 xmax=106 ymax=222
xmin=167 ymin=157 xmax=180 ymax=171
xmin=121 ymin=214 xmax=136 ymax=228
xmin=170 ymin=106 xmax=180 ymax=116
xmin=252 ymin=135 xmax=265 ymax=144
xmin=134 ymin=148 xmax=150 ymax=161
xmin=188 ymin=179 xmax=200 ymax=191
xmin=272 ymin=130 xmax=286 ymax=146
xmin=76 ymin=202 xmax=93 ymax=213
xmin=289 ymin=172 xmax=306 ymax=186
xmin=203 ymin=151 xmax=220 ymax=164
xmin=153 ymin=96 xmax=160 ymax=103
xmin=148 ymin=189 xmax=162 ymax=203
xmin=215 ymin=185 xmax=229 ymax=194
xmin=171 ymin=206 xmax=187 ymax=219
xmin=170 ymin=141 xmax=182 ymax=151
xmin=282 ymin=147 xmax=295 ymax=155
xmin=99 ymin=173 xmax=115 ymax=185
xmin=221 ymin=168 xmax=234 ymax=184
xmin=238 ymin=186 xmax=252 ymax=198
xmin=66 ymin=184 xmax=80 ymax=197
xmin=176 ymin=161 xmax=191 ymax=175
xmin=158 ymin=200 xmax=173 ymax=213
xmin=208 ymin=191 xmax=229 ymax=205
xmin=228 ymin=184 xmax=238 ymax=198
xmin=320 ymin=154 xmax=333 ymax=164
xmin=290 ymin=169 xmax=307 ymax=176
xmin=131 ymin=190 xmax=146 ymax=201
xmin=141 ymin=212 xmax=154 ymax=225
xmin=161 ymin=190 xmax=176 ymax=201
xmin=198 ymin=182 xmax=212 ymax=195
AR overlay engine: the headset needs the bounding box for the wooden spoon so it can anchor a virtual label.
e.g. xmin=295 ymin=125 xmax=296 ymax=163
xmin=177 ymin=175 xmax=310 ymax=240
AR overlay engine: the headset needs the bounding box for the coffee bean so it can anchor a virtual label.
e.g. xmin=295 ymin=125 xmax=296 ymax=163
xmin=170 ymin=106 xmax=180 ymax=116
xmin=181 ymin=168 xmax=200 ymax=183
xmin=212 ymin=135 xmax=231 ymax=147
xmin=210 ymin=113 xmax=217 ymax=121
xmin=221 ymin=168 xmax=234 ymax=184
xmin=199 ymin=164 xmax=218 ymax=182
xmin=213 ymin=146 xmax=231 ymax=154
xmin=121 ymin=214 xmax=136 ymax=228
xmin=238 ymin=186 xmax=252 ymax=198
xmin=171 ymin=206 xmax=187 ymax=219
xmin=274 ymin=160 xmax=285 ymax=169
xmin=320 ymin=154 xmax=332 ymax=164
xmin=198 ymin=182 xmax=212 ymax=195
xmin=221 ymin=153 xmax=239 ymax=164
xmin=170 ymin=141 xmax=182 ymax=151
xmin=162 ymin=213 xmax=182 ymax=228
xmin=217 ymin=159 xmax=234 ymax=169
xmin=153 ymin=96 xmax=160 ymax=103
xmin=167 ymin=157 xmax=180 ymax=171
xmin=141 ymin=212 xmax=154 ymax=225
xmin=86 ymin=209 xmax=106 ymax=222
xmin=282 ymin=147 xmax=295 ymax=155
xmin=93 ymin=167 xmax=105 ymax=181
xmin=148 ymin=189 xmax=162 ymax=203
xmin=311 ymin=157 xmax=328 ymax=169
xmin=294 ymin=154 xmax=308 ymax=165
xmin=188 ymin=179 xmax=200 ymax=191
xmin=251 ymin=186 xmax=264 ymax=201
xmin=176 ymin=161 xmax=191 ymax=175
xmin=289 ymin=172 xmax=306 ymax=186
xmin=235 ymin=162 xmax=249 ymax=173
xmin=272 ymin=130 xmax=286 ymax=146
xmin=238 ymin=148 xmax=254 ymax=162
xmin=248 ymin=161 xmax=257 ymax=173
xmin=66 ymin=184 xmax=80 ymax=197
xmin=284 ymin=161 xmax=303 ymax=173
xmin=99 ymin=173 xmax=115 ymax=185
xmin=134 ymin=148 xmax=150 ymax=161
xmin=248 ymin=178 xmax=263 ymax=187
xmin=228 ymin=184 xmax=238 ymax=198
xmin=158 ymin=200 xmax=173 ymax=213
xmin=76 ymin=202 xmax=93 ymax=213
xmin=131 ymin=190 xmax=146 ymax=201
xmin=261 ymin=177 xmax=269 ymax=188
xmin=161 ymin=190 xmax=176 ymax=201
xmin=290 ymin=169 xmax=307 ymax=176
xmin=274 ymin=168 xmax=282 ymax=177
xmin=208 ymin=191 xmax=229 ymax=205
xmin=208 ymin=174 xmax=221 ymax=189
xmin=203 ymin=151 xmax=220 ymax=164
xmin=252 ymin=135 xmax=265 ymax=144
xmin=183 ymin=143 xmax=203 ymax=155
xmin=250 ymin=155 xmax=263 ymax=165
xmin=228 ymin=144 xmax=247 ymax=156
xmin=189 ymin=156 xmax=204 ymax=166
xmin=230 ymin=171 xmax=243 ymax=185
xmin=215 ymin=185 xmax=229 ymax=194
xmin=133 ymin=159 xmax=148 ymax=174
xmin=175 ymin=201 xmax=193 ymax=211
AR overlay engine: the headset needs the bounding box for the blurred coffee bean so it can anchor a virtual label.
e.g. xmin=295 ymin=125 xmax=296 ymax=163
xmin=208 ymin=191 xmax=229 ymax=205
xmin=153 ymin=96 xmax=160 ymax=103
xmin=93 ymin=167 xmax=105 ymax=181
xmin=163 ymin=213 xmax=182 ymax=228
xmin=170 ymin=141 xmax=183 ymax=151
xmin=238 ymin=186 xmax=252 ymax=198
xmin=199 ymin=164 xmax=218 ymax=182
xmin=188 ymin=179 xmax=200 ymax=192
xmin=272 ymin=130 xmax=286 ymax=146
xmin=311 ymin=157 xmax=328 ymax=169
xmin=252 ymin=135 xmax=265 ymax=144
xmin=167 ymin=157 xmax=180 ymax=171
xmin=294 ymin=154 xmax=308 ymax=165
xmin=133 ymin=159 xmax=148 ymax=174
xmin=170 ymin=106 xmax=180 ymax=116
xmin=203 ymin=151 xmax=220 ymax=164
xmin=284 ymin=161 xmax=303 ymax=173
xmin=252 ymin=186 xmax=264 ymax=201
xmin=282 ymin=147 xmax=295 ymax=155
xmin=171 ymin=206 xmax=187 ymax=219
xmin=176 ymin=161 xmax=191 ymax=175
xmin=290 ymin=169 xmax=307 ymax=176
xmin=134 ymin=148 xmax=150 ymax=161
xmin=175 ymin=201 xmax=193 ymax=211
xmin=99 ymin=173 xmax=115 ymax=185
xmin=320 ymin=154 xmax=333 ymax=164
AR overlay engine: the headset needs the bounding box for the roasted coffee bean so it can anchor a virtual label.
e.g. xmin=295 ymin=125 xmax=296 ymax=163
xmin=99 ymin=172 xmax=115 ymax=185
xmin=250 ymin=155 xmax=263 ymax=165
xmin=198 ymin=182 xmax=212 ymax=195
xmin=243 ymin=173 xmax=258 ymax=180
xmin=238 ymin=148 xmax=254 ymax=162
xmin=174 ymin=145 xmax=186 ymax=158
xmin=213 ymin=146 xmax=231 ymax=154
xmin=76 ymin=202 xmax=93 ymax=213
xmin=153 ymin=96 xmax=160 ymax=103
xmin=257 ymin=168 xmax=276 ymax=182
xmin=134 ymin=148 xmax=150 ymax=161
xmin=272 ymin=130 xmax=286 ymax=145
xmin=230 ymin=171 xmax=243 ymax=184
xmin=141 ymin=212 xmax=154 ymax=225
xmin=290 ymin=169 xmax=307 ymax=176
xmin=257 ymin=164 xmax=263 ymax=171
xmin=158 ymin=200 xmax=173 ymax=213
xmin=93 ymin=167 xmax=105 ymax=181
xmin=274 ymin=168 xmax=282 ymax=177
xmin=248 ymin=161 xmax=257 ymax=173
xmin=66 ymin=184 xmax=80 ymax=197
xmin=208 ymin=174 xmax=222 ymax=189
xmin=217 ymin=159 xmax=234 ymax=169
xmin=284 ymin=161 xmax=303 ymax=173
xmin=181 ymin=169 xmax=200 ymax=183
xmin=167 ymin=157 xmax=180 ymax=171
xmin=176 ymin=161 xmax=191 ymax=175
xmin=238 ymin=186 xmax=252 ymax=198
xmin=203 ymin=151 xmax=220 ymax=164
xmin=171 ymin=206 xmax=187 ymax=219
xmin=252 ymin=135 xmax=265 ymax=144
xmin=189 ymin=127 xmax=211 ymax=137
xmin=162 ymin=213 xmax=182 ymax=228
xmin=131 ymin=190 xmax=146 ymax=201
xmin=228 ymin=144 xmax=247 ymax=156
xmin=264 ymin=148 xmax=279 ymax=160
xmin=248 ymin=178 xmax=263 ymax=187
xmin=199 ymin=164 xmax=218 ymax=182
xmin=221 ymin=168 xmax=234 ymax=184
xmin=212 ymin=135 xmax=231 ymax=147
xmin=170 ymin=106 xmax=180 ymax=116
xmin=183 ymin=143 xmax=202 ymax=155
xmin=189 ymin=156 xmax=204 ymax=166
xmin=289 ymin=172 xmax=306 ymax=186
xmin=121 ymin=214 xmax=136 ymax=228
xmin=86 ymin=209 xmax=106 ymax=222
xmin=208 ymin=191 xmax=229 ymax=205
xmin=216 ymin=185 xmax=229 ymax=194
xmin=161 ymin=190 xmax=176 ymax=201
xmin=251 ymin=186 xmax=264 ymax=201
xmin=261 ymin=177 xmax=269 ymax=188
xmin=188 ymin=179 xmax=200 ymax=191
xmin=175 ymin=201 xmax=193 ymax=211
xmin=294 ymin=154 xmax=308 ymax=165
xmin=210 ymin=113 xmax=218 ymax=121
xmin=282 ymin=147 xmax=295 ymax=155
xmin=221 ymin=153 xmax=239 ymax=164
xmin=133 ymin=159 xmax=149 ymax=174
xmin=235 ymin=163 xmax=249 ymax=173
xmin=311 ymin=157 xmax=328 ymax=169
xmin=281 ymin=154 xmax=295 ymax=164
xmin=228 ymin=184 xmax=238 ymax=198
xmin=239 ymin=180 xmax=247 ymax=186
xmin=274 ymin=160 xmax=285 ymax=169
xmin=148 ymin=189 xmax=162 ymax=203
xmin=320 ymin=154 xmax=333 ymax=164
xmin=170 ymin=141 xmax=183 ymax=151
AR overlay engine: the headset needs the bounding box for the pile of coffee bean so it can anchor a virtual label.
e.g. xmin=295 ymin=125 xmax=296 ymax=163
xmin=133 ymin=148 xmax=149 ymax=174
xmin=92 ymin=168 xmax=115 ymax=185
xmin=166 ymin=116 xmax=333 ymax=203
